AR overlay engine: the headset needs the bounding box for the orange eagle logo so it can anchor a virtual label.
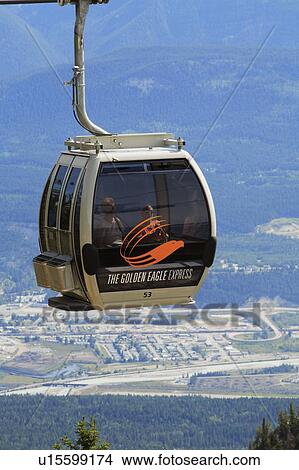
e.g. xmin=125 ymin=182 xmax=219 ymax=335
xmin=120 ymin=216 xmax=184 ymax=268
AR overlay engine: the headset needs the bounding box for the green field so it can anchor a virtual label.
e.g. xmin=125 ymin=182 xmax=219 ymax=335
xmin=217 ymin=232 xmax=299 ymax=267
xmin=272 ymin=312 xmax=299 ymax=329
xmin=233 ymin=336 xmax=299 ymax=354
xmin=0 ymin=371 xmax=45 ymax=386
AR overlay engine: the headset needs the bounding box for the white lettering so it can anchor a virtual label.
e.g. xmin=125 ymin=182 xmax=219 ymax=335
xmin=120 ymin=271 xmax=147 ymax=284
xmin=147 ymin=270 xmax=167 ymax=282
xmin=168 ymin=268 xmax=193 ymax=280
xmin=107 ymin=273 xmax=120 ymax=285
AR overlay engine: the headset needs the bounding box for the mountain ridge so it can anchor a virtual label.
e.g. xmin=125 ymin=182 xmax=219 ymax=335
xmin=1 ymin=0 xmax=299 ymax=84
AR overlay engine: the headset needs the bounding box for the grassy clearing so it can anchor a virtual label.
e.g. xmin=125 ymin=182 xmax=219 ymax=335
xmin=40 ymin=341 xmax=85 ymax=359
xmin=233 ymin=336 xmax=299 ymax=354
xmin=0 ymin=372 xmax=44 ymax=385
xmin=272 ymin=312 xmax=299 ymax=329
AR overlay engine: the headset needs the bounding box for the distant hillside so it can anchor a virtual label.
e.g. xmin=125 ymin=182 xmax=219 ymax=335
xmin=1 ymin=45 xmax=299 ymax=153
xmin=0 ymin=10 xmax=64 ymax=82
xmin=6 ymin=0 xmax=299 ymax=61
xmin=0 ymin=395 xmax=298 ymax=449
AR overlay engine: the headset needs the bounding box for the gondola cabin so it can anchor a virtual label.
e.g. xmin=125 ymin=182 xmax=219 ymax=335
xmin=33 ymin=133 xmax=216 ymax=311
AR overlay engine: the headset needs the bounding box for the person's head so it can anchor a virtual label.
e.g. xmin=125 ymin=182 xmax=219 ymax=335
xmin=101 ymin=197 xmax=116 ymax=214
xmin=142 ymin=204 xmax=154 ymax=219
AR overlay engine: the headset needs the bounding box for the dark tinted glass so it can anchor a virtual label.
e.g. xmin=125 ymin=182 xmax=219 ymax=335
xmin=47 ymin=228 xmax=58 ymax=252
xmin=93 ymin=160 xmax=210 ymax=256
xmin=39 ymin=170 xmax=53 ymax=252
xmin=60 ymin=167 xmax=81 ymax=230
xmin=149 ymin=160 xmax=189 ymax=171
xmin=73 ymin=176 xmax=86 ymax=288
xmin=165 ymin=168 xmax=210 ymax=241
xmin=92 ymin=159 xmax=210 ymax=292
xmin=101 ymin=162 xmax=145 ymax=174
xmin=48 ymin=165 xmax=68 ymax=228
xmin=94 ymin=169 xmax=157 ymax=247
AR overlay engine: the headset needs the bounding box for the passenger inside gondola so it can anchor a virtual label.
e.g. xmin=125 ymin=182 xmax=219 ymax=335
xmin=94 ymin=197 xmax=124 ymax=248
xmin=138 ymin=204 xmax=169 ymax=244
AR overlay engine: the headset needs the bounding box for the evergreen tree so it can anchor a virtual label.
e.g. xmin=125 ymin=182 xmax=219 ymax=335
xmin=250 ymin=404 xmax=299 ymax=450
xmin=249 ymin=418 xmax=273 ymax=450
xmin=53 ymin=417 xmax=110 ymax=450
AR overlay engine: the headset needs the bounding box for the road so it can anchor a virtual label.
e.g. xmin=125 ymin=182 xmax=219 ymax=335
xmin=3 ymin=356 xmax=299 ymax=396
xmin=228 ymin=307 xmax=283 ymax=342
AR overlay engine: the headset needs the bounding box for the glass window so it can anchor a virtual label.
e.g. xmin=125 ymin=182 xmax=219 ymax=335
xmin=165 ymin=168 xmax=210 ymax=241
xmin=93 ymin=160 xmax=210 ymax=264
xmin=73 ymin=175 xmax=86 ymax=289
xmin=48 ymin=165 xmax=68 ymax=228
xmin=149 ymin=160 xmax=189 ymax=171
xmin=101 ymin=162 xmax=145 ymax=174
xmin=60 ymin=167 xmax=81 ymax=231
xmin=93 ymin=164 xmax=157 ymax=248
xmin=39 ymin=170 xmax=53 ymax=252
xmin=47 ymin=228 xmax=58 ymax=253
xmin=92 ymin=159 xmax=210 ymax=292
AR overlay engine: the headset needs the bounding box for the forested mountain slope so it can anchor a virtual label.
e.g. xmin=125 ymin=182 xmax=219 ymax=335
xmin=0 ymin=395 xmax=298 ymax=449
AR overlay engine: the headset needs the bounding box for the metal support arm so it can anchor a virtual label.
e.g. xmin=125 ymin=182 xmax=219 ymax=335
xmin=72 ymin=0 xmax=110 ymax=135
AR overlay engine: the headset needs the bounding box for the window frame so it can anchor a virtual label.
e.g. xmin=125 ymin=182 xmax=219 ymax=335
xmin=41 ymin=155 xmax=73 ymax=253
xmin=58 ymin=157 xmax=87 ymax=256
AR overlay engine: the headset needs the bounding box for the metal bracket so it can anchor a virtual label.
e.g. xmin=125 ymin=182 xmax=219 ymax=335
xmin=64 ymin=133 xmax=180 ymax=152
xmin=164 ymin=137 xmax=186 ymax=151
xmin=58 ymin=1 xmax=110 ymax=6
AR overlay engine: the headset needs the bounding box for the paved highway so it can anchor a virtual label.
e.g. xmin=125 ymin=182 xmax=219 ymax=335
xmin=3 ymin=356 xmax=299 ymax=396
